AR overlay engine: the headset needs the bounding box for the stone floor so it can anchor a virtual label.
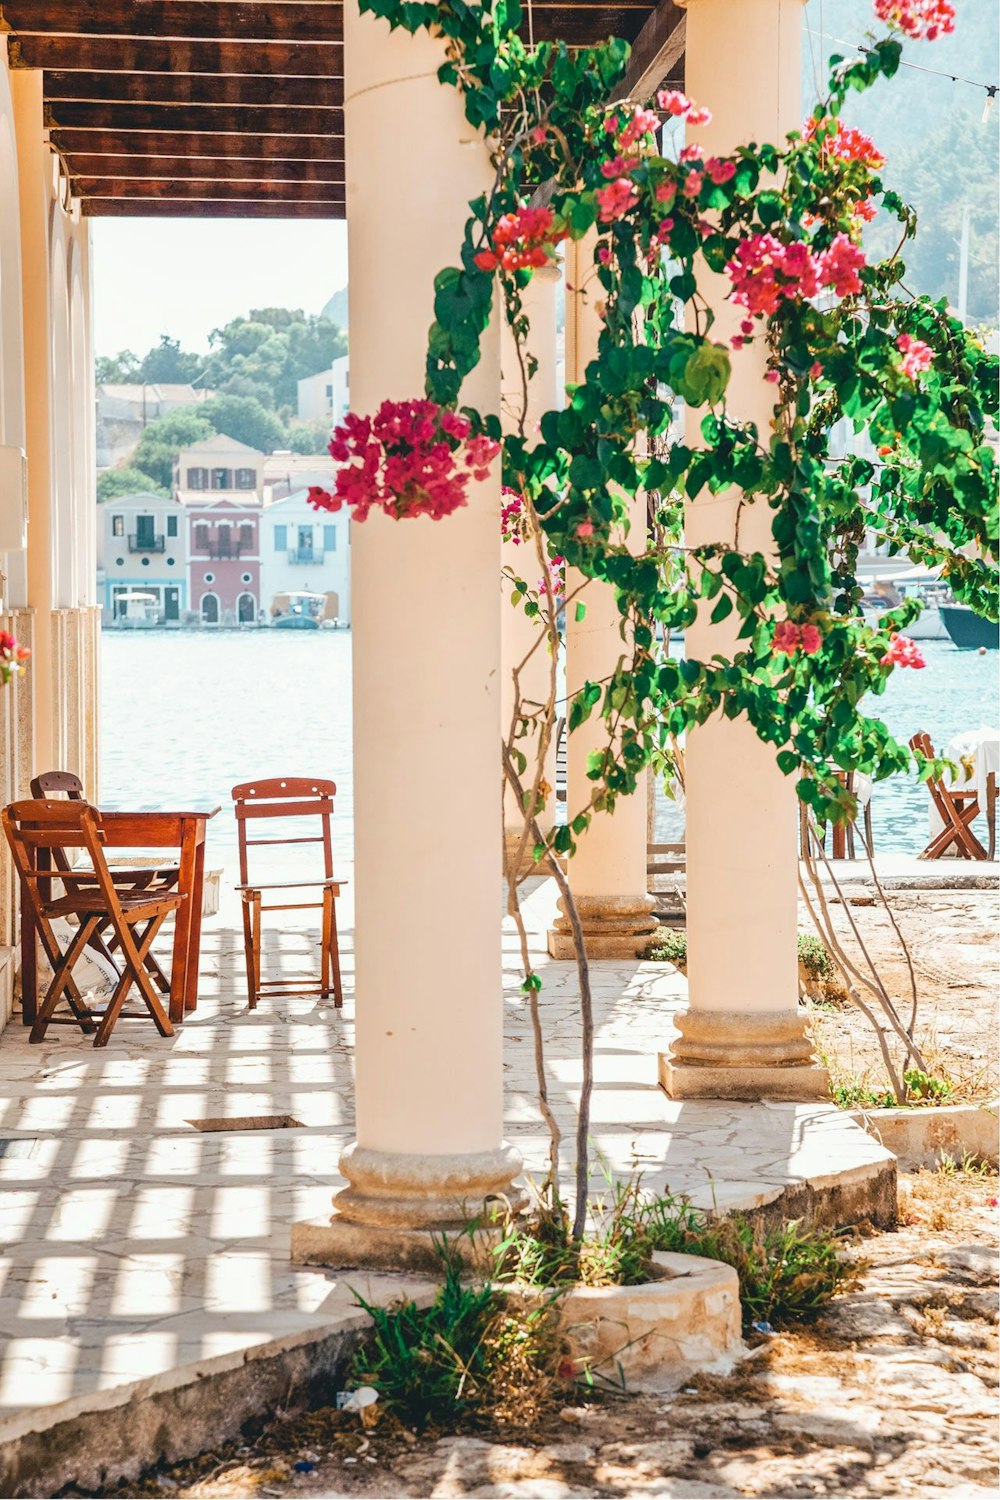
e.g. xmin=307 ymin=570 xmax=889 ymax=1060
xmin=0 ymin=876 xmax=893 ymax=1474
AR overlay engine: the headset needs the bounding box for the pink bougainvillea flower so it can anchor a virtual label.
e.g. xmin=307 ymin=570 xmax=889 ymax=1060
xmin=310 ymin=399 xmax=497 ymax=524
xmin=706 ymin=156 xmax=737 ymax=185
xmin=603 ymin=112 xmax=620 ymax=134
xmin=539 ymin=555 xmax=566 ymax=599
xmin=873 ymin=0 xmax=955 ymax=42
xmin=654 ymin=216 xmax=675 ymax=243
xmin=799 ymin=623 xmax=823 ymax=654
xmin=679 ymin=143 xmax=705 ymax=162
xmin=655 ymin=179 xmax=677 ymax=205
xmin=617 ymin=104 xmax=661 ymax=150
xmin=597 ymin=244 xmax=612 ymax=264
xmin=596 ymin=177 xmax=640 ymax=222
xmin=531 ymin=125 xmax=547 ymax=144
xmin=477 ymin=203 xmax=567 ymax=274
xmin=657 ymin=88 xmax=691 ymax=116
xmin=686 ymin=105 xmax=713 ymax=127
xmin=805 ymin=116 xmax=885 ymax=168
xmin=896 ymin=333 xmax=933 ymax=379
xmin=576 ymin=519 xmax=595 ymax=538
xmin=683 ymin=170 xmax=705 ymax=200
xmin=473 ymin=249 xmax=499 ymax=272
xmin=501 ymin=488 xmax=525 ymax=544
xmin=772 ymin=620 xmax=801 ymax=654
xmin=600 ymin=154 xmax=630 ymax=179
xmin=764 ymin=369 xmax=780 ymax=383
xmin=854 ymin=197 xmax=878 ymax=223
xmin=818 ymin=233 xmax=867 ymax=297
xmin=881 ymin=633 xmax=926 ymax=669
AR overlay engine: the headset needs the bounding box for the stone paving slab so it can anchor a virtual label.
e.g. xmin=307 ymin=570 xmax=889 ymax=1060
xmin=0 ymin=876 xmax=893 ymax=1450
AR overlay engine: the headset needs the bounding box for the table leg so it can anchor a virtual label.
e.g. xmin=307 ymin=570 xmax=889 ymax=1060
xmin=170 ymin=822 xmax=198 ymax=1024
xmin=185 ymin=833 xmax=207 ymax=1014
xmin=19 ymin=882 xmax=36 ymax=1026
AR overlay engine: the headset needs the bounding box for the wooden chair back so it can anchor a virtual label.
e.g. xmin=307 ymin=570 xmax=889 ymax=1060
xmin=3 ymin=798 xmax=115 ymax=905
xmin=908 ymin=730 xmax=986 ymax=860
xmin=231 ymin=777 xmax=337 ymax=887
xmin=29 ymin=770 xmax=85 ymax=800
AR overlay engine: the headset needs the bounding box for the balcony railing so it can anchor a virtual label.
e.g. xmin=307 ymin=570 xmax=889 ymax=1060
xmin=288 ymin=547 xmax=324 ymax=565
xmin=206 ymin=540 xmax=244 ymax=559
xmin=128 ymin=533 xmax=166 ymax=553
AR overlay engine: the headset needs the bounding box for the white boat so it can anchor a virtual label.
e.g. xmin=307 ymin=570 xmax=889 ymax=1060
xmin=114 ymin=591 xmax=160 ymax=629
xmin=862 ymin=566 xmax=951 ymax=641
xmin=270 ymin=590 xmax=338 ymax=629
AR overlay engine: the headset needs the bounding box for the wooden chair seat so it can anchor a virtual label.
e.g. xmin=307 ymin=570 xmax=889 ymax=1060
xmin=3 ymin=798 xmax=183 ymax=1046
xmin=231 ymin=777 xmax=344 ymax=1010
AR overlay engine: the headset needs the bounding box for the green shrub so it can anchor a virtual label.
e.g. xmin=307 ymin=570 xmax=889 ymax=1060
xmin=797 ymin=933 xmax=834 ymax=981
xmin=349 ymin=1241 xmax=558 ymax=1431
xmin=641 ymin=929 xmax=687 ymax=966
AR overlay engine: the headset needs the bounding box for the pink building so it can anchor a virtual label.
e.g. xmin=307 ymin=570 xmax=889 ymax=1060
xmin=185 ymin=498 xmax=262 ymax=625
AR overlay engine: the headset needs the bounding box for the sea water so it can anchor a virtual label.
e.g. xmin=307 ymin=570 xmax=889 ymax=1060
xmin=101 ymin=632 xmax=998 ymax=863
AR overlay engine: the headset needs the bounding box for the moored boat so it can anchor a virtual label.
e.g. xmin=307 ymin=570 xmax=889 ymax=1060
xmin=939 ymin=604 xmax=999 ymax=651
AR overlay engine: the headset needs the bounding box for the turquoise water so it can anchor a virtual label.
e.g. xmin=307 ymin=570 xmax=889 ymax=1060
xmin=101 ymin=632 xmax=998 ymax=862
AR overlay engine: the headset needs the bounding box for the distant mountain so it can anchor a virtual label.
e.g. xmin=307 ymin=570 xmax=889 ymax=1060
xmin=322 ymin=286 xmax=349 ymax=331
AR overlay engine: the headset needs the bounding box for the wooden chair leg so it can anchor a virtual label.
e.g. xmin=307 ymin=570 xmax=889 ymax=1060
xmin=250 ymin=892 xmax=262 ymax=1010
xmin=329 ymin=897 xmax=344 ymax=1010
xmin=319 ymin=888 xmax=332 ymax=999
xmin=93 ymin=914 xmax=174 ymax=1047
xmin=240 ymin=894 xmax=257 ymax=1009
xmin=29 ymin=915 xmax=103 ymax=1043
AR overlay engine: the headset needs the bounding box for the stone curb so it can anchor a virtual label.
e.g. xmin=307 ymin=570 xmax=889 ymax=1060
xmin=850 ymin=1100 xmax=999 ymax=1170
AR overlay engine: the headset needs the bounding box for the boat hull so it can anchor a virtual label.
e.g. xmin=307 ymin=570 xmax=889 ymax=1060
xmin=272 ymin=615 xmax=320 ymax=630
xmin=939 ymin=604 xmax=999 ymax=650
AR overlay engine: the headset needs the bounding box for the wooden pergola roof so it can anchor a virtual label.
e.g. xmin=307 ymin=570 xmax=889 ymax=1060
xmin=0 ymin=2 xmax=685 ymax=218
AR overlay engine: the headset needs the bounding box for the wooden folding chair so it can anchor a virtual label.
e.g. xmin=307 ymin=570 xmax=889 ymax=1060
xmin=909 ymin=731 xmax=988 ymax=860
xmin=798 ymin=770 xmax=875 ymax=859
xmin=231 ymin=778 xmax=345 ymax=1010
xmin=2 ymin=799 xmax=183 ymax=1046
xmin=29 ymin=770 xmax=180 ymax=993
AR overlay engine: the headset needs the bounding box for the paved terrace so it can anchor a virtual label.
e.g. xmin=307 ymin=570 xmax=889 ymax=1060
xmin=0 ymin=876 xmax=891 ymax=1472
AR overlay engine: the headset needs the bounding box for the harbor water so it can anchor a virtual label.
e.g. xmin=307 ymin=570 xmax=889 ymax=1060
xmin=101 ymin=632 xmax=998 ymax=865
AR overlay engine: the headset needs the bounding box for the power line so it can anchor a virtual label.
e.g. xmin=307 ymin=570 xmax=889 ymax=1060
xmin=806 ymin=27 xmax=998 ymax=99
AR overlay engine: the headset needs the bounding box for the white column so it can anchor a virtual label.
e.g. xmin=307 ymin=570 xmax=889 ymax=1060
xmin=501 ymin=263 xmax=559 ymax=875
xmin=547 ymin=234 xmax=656 ymax=960
xmin=660 ymin=0 xmax=826 ymax=1100
xmin=292 ymin=3 xmax=523 ymax=1272
xmin=12 ymin=69 xmax=54 ymax=771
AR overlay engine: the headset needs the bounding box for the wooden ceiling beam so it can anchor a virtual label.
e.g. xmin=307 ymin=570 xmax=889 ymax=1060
xmin=49 ymin=128 xmax=342 ymax=161
xmin=72 ymin=176 xmax=343 ymax=203
xmin=45 ymin=101 xmax=343 ymax=135
xmin=82 ymin=199 xmax=345 ymax=220
xmin=620 ymin=0 xmax=686 ymax=98
xmin=63 ymin=153 xmax=343 ymax=182
xmin=42 ymin=70 xmax=343 ymax=108
xmin=0 ymin=3 xmax=343 ymax=43
xmin=9 ymin=35 xmax=342 ymax=77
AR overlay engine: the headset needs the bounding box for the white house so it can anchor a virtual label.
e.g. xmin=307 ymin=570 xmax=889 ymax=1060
xmin=296 ymin=354 xmax=349 ymax=425
xmin=259 ymin=488 xmax=350 ymax=625
xmin=98 ymin=491 xmax=188 ymax=625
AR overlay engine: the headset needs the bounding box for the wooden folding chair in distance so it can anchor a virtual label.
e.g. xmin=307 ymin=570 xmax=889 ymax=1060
xmin=29 ymin=770 xmax=180 ymax=993
xmin=2 ymin=799 xmax=183 ymax=1046
xmin=231 ymin=778 xmax=345 ymax=1010
xmin=909 ymin=731 xmax=988 ymax=861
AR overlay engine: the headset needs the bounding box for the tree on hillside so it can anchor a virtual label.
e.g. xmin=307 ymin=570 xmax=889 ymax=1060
xmin=286 ymin=419 xmax=333 ymax=455
xmin=96 ymin=350 xmax=140 ymax=384
xmin=202 ymin=307 xmax=346 ymax=414
xmin=199 ymin=394 xmax=287 ymax=454
xmin=131 ymin=408 xmax=214 ymax=490
xmin=96 ymin=466 xmax=168 ymax=502
xmin=137 ymin=335 xmax=205 ymax=385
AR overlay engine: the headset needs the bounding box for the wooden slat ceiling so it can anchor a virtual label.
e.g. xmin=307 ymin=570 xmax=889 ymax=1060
xmin=0 ymin=2 xmax=678 ymax=218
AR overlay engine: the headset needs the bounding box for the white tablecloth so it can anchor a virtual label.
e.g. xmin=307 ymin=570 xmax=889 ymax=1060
xmin=944 ymin=727 xmax=1000 ymax=803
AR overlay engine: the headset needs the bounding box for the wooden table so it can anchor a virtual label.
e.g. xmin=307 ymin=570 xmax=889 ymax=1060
xmin=20 ymin=805 xmax=220 ymax=1028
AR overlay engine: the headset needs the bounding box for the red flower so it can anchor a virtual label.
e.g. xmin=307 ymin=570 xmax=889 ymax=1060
xmin=896 ymin=333 xmax=933 ymax=379
xmin=817 ymin=234 xmax=866 ymax=298
xmin=773 ymin=620 xmax=801 ymax=655
xmin=805 ymin=117 xmax=885 ymax=168
xmin=596 ymin=178 xmax=639 ymax=222
xmin=477 ymin=204 xmax=566 ymax=275
xmin=873 ymin=1 xmax=955 ymax=43
xmin=706 ymin=157 xmax=737 ymax=185
xmin=800 ymin=623 xmax=823 ymax=654
xmin=881 ymin=632 xmax=926 ymax=669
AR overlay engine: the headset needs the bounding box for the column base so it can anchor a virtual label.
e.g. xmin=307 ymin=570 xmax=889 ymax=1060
xmin=547 ymin=893 xmax=658 ymax=960
xmin=291 ymin=1142 xmax=528 ymax=1273
xmin=659 ymin=1007 xmax=829 ymax=1102
xmin=291 ymin=1214 xmax=508 ymax=1275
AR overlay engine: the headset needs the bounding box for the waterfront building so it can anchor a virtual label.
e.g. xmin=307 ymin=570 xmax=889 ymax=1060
xmin=259 ymin=488 xmax=350 ymax=625
xmin=184 ymin=497 xmax=262 ymax=625
xmin=98 ymin=491 xmax=188 ymax=625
